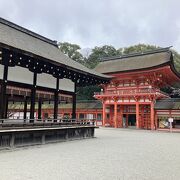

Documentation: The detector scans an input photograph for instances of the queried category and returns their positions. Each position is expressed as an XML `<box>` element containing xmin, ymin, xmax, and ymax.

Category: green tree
<box><xmin>58</xmin><ymin>42</ymin><xmax>84</xmax><ymax>64</ymax></box>
<box><xmin>76</xmin><ymin>85</ymin><xmax>101</xmax><ymax>100</ymax></box>
<box><xmin>81</xmin><ymin>45</ymin><xmax>120</xmax><ymax>100</ymax></box>
<box><xmin>172</xmin><ymin>49</ymin><xmax>180</xmax><ymax>72</ymax></box>
<box><xmin>118</xmin><ymin>44</ymin><xmax>159</xmax><ymax>55</ymax></box>
<box><xmin>85</xmin><ymin>45</ymin><xmax>119</xmax><ymax>69</ymax></box>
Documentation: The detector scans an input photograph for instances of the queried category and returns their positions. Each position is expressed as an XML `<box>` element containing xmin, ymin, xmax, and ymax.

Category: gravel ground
<box><xmin>0</xmin><ymin>128</ymin><xmax>180</xmax><ymax>180</ymax></box>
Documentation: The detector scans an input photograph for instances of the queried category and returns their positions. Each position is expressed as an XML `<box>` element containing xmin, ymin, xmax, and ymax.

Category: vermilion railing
<box><xmin>94</xmin><ymin>88</ymin><xmax>169</xmax><ymax>97</ymax></box>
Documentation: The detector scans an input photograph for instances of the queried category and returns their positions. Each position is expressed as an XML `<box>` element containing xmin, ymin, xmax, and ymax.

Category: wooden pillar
<box><xmin>126</xmin><ymin>114</ymin><xmax>128</xmax><ymax>127</ymax></box>
<box><xmin>77</xmin><ymin>113</ymin><xmax>80</xmax><ymax>120</ymax></box>
<box><xmin>109</xmin><ymin>105</ymin><xmax>113</xmax><ymax>123</ymax></box>
<box><xmin>141</xmin><ymin>105</ymin><xmax>144</xmax><ymax>128</ymax></box>
<box><xmin>0</xmin><ymin>49</ymin><xmax>9</xmax><ymax>119</ymax></box>
<box><xmin>102</xmin><ymin>102</ymin><xmax>106</xmax><ymax>126</ymax></box>
<box><xmin>38</xmin><ymin>98</ymin><xmax>42</xmax><ymax>120</ymax></box>
<box><xmin>72</xmin><ymin>82</ymin><xmax>77</xmax><ymax>119</ymax></box>
<box><xmin>54</xmin><ymin>78</ymin><xmax>59</xmax><ymax>121</ymax></box>
<box><xmin>95</xmin><ymin>112</ymin><xmax>98</xmax><ymax>126</ymax></box>
<box><xmin>30</xmin><ymin>72</ymin><xmax>37</xmax><ymax>121</ymax></box>
<box><xmin>155</xmin><ymin>111</ymin><xmax>158</xmax><ymax>129</ymax></box>
<box><xmin>23</xmin><ymin>97</ymin><xmax>28</xmax><ymax>120</ymax></box>
<box><xmin>114</xmin><ymin>101</ymin><xmax>117</xmax><ymax>128</ymax></box>
<box><xmin>136</xmin><ymin>102</ymin><xmax>140</xmax><ymax>128</ymax></box>
<box><xmin>120</xmin><ymin>105</ymin><xmax>123</xmax><ymax>128</ymax></box>
<box><xmin>150</xmin><ymin>102</ymin><xmax>155</xmax><ymax>130</ymax></box>
<box><xmin>4</xmin><ymin>95</ymin><xmax>8</xmax><ymax>119</ymax></box>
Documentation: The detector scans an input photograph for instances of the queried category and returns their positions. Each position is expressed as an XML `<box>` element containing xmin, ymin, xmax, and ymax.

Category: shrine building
<box><xmin>2</xmin><ymin>17</ymin><xmax>180</xmax><ymax>131</ymax></box>
<box><xmin>94</xmin><ymin>48</ymin><xmax>180</xmax><ymax>130</ymax></box>
<box><xmin>0</xmin><ymin>17</ymin><xmax>110</xmax><ymax>121</ymax></box>
<box><xmin>26</xmin><ymin>48</ymin><xmax>180</xmax><ymax>130</ymax></box>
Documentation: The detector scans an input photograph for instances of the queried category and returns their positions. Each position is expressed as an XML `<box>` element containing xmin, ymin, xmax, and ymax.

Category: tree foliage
<box><xmin>76</xmin><ymin>85</ymin><xmax>101</xmax><ymax>100</ymax></box>
<box><xmin>85</xmin><ymin>45</ymin><xmax>119</xmax><ymax>69</ymax></box>
<box><xmin>172</xmin><ymin>49</ymin><xmax>180</xmax><ymax>72</ymax></box>
<box><xmin>118</xmin><ymin>44</ymin><xmax>159</xmax><ymax>55</ymax></box>
<box><xmin>58</xmin><ymin>42</ymin><xmax>84</xmax><ymax>64</ymax></box>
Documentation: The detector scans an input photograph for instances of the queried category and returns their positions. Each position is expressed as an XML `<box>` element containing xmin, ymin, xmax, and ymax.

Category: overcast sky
<box><xmin>0</xmin><ymin>0</ymin><xmax>180</xmax><ymax>52</ymax></box>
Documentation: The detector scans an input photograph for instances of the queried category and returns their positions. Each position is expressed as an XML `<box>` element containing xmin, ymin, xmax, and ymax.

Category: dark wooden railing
<box><xmin>0</xmin><ymin>118</ymin><xmax>96</xmax><ymax>129</ymax></box>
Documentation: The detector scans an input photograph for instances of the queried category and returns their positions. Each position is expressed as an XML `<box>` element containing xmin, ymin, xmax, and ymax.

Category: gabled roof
<box><xmin>94</xmin><ymin>47</ymin><xmax>178</xmax><ymax>75</ymax></box>
<box><xmin>155</xmin><ymin>98</ymin><xmax>180</xmax><ymax>110</ymax></box>
<box><xmin>0</xmin><ymin>17</ymin><xmax>110</xmax><ymax>80</ymax></box>
<box><xmin>9</xmin><ymin>99</ymin><xmax>180</xmax><ymax>110</ymax></box>
<box><xmin>41</xmin><ymin>100</ymin><xmax>102</xmax><ymax>110</ymax></box>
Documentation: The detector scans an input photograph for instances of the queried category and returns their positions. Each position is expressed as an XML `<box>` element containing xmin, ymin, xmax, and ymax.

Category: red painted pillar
<box><xmin>154</xmin><ymin>111</ymin><xmax>158</xmax><ymax>129</ymax></box>
<box><xmin>126</xmin><ymin>114</ymin><xmax>128</xmax><ymax>127</ymax></box>
<box><xmin>169</xmin><ymin>110</ymin><xmax>172</xmax><ymax>117</ymax></box>
<box><xmin>136</xmin><ymin>102</ymin><xmax>140</xmax><ymax>128</ymax></box>
<box><xmin>150</xmin><ymin>102</ymin><xmax>155</xmax><ymax>130</ymax></box>
<box><xmin>95</xmin><ymin>112</ymin><xmax>98</xmax><ymax>126</ymax></box>
<box><xmin>77</xmin><ymin>113</ymin><xmax>80</xmax><ymax>120</ymax></box>
<box><xmin>114</xmin><ymin>101</ymin><xmax>117</xmax><ymax>128</ymax></box>
<box><xmin>120</xmin><ymin>105</ymin><xmax>123</xmax><ymax>127</ymax></box>
<box><xmin>102</xmin><ymin>102</ymin><xmax>106</xmax><ymax>127</ymax></box>
<box><xmin>109</xmin><ymin>105</ymin><xmax>113</xmax><ymax>124</ymax></box>
<box><xmin>141</xmin><ymin>105</ymin><xmax>144</xmax><ymax>128</ymax></box>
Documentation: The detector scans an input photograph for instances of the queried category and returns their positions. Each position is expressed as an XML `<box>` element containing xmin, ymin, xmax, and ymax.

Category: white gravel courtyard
<box><xmin>0</xmin><ymin>128</ymin><xmax>180</xmax><ymax>180</ymax></box>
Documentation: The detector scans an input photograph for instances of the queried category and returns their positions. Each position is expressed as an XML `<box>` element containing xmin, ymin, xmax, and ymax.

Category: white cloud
<box><xmin>0</xmin><ymin>0</ymin><xmax>180</xmax><ymax>52</ymax></box>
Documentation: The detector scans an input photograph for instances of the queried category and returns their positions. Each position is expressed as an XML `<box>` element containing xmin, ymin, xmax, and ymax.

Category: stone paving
<box><xmin>0</xmin><ymin>128</ymin><xmax>180</xmax><ymax>180</ymax></box>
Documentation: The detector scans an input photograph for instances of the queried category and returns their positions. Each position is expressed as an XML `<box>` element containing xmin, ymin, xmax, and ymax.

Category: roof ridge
<box><xmin>76</xmin><ymin>100</ymin><xmax>101</xmax><ymax>103</ymax></box>
<box><xmin>157</xmin><ymin>98</ymin><xmax>180</xmax><ymax>102</ymax></box>
<box><xmin>0</xmin><ymin>17</ymin><xmax>58</xmax><ymax>47</ymax></box>
<box><xmin>100</xmin><ymin>46</ymin><xmax>172</xmax><ymax>62</ymax></box>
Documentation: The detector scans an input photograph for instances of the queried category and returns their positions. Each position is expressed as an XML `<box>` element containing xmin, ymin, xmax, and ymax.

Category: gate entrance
<box><xmin>128</xmin><ymin>114</ymin><xmax>136</xmax><ymax>127</ymax></box>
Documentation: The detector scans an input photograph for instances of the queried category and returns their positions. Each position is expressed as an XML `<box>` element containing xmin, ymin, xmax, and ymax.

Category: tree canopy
<box><xmin>85</xmin><ymin>45</ymin><xmax>119</xmax><ymax>69</ymax></box>
<box><xmin>58</xmin><ymin>42</ymin><xmax>84</xmax><ymax>64</ymax></box>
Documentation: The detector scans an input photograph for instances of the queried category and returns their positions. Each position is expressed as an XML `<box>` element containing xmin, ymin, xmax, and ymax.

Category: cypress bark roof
<box><xmin>41</xmin><ymin>100</ymin><xmax>102</xmax><ymax>110</ymax></box>
<box><xmin>95</xmin><ymin>48</ymin><xmax>177</xmax><ymax>74</ymax></box>
<box><xmin>0</xmin><ymin>17</ymin><xmax>110</xmax><ymax>80</ymax></box>
<box><xmin>9</xmin><ymin>99</ymin><xmax>180</xmax><ymax>110</ymax></box>
<box><xmin>41</xmin><ymin>99</ymin><xmax>180</xmax><ymax>110</ymax></box>
<box><xmin>40</xmin><ymin>99</ymin><xmax>180</xmax><ymax>110</ymax></box>
<box><xmin>154</xmin><ymin>98</ymin><xmax>180</xmax><ymax>110</ymax></box>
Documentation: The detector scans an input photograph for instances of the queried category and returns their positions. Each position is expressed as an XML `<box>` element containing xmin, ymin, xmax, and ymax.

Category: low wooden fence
<box><xmin>0</xmin><ymin>119</ymin><xmax>97</xmax><ymax>150</ymax></box>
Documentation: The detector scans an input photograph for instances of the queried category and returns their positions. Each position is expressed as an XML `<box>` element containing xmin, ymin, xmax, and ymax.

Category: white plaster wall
<box><xmin>37</xmin><ymin>75</ymin><xmax>75</xmax><ymax>92</ymax></box>
<box><xmin>7</xmin><ymin>67</ymin><xmax>74</xmax><ymax>92</ymax></box>
<box><xmin>9</xmin><ymin>112</ymin><xmax>31</xmax><ymax>119</ymax></box>
<box><xmin>139</xmin><ymin>99</ymin><xmax>145</xmax><ymax>102</ymax></box>
<box><xmin>105</xmin><ymin>108</ymin><xmax>110</xmax><ymax>113</ymax></box>
<box><xmin>37</xmin><ymin>73</ymin><xmax>56</xmax><ymax>89</ymax></box>
<box><xmin>129</xmin><ymin>99</ymin><xmax>136</xmax><ymax>102</ymax></box>
<box><xmin>0</xmin><ymin>64</ymin><xmax>4</xmax><ymax>79</ymax></box>
<box><xmin>59</xmin><ymin>78</ymin><xmax>74</xmax><ymax>92</ymax></box>
<box><xmin>8</xmin><ymin>66</ymin><xmax>33</xmax><ymax>84</ymax></box>
<box><xmin>117</xmin><ymin>100</ymin><xmax>123</xmax><ymax>102</ymax></box>
<box><xmin>87</xmin><ymin>114</ymin><xmax>94</xmax><ymax>119</ymax></box>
